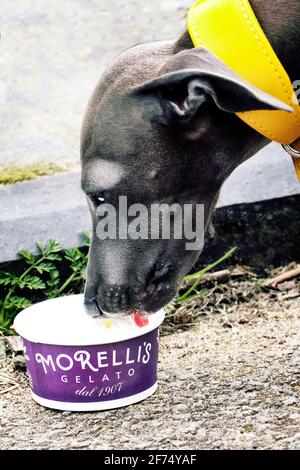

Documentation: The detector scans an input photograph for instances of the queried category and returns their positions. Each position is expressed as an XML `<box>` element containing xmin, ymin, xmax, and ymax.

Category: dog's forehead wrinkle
<box><xmin>83</xmin><ymin>159</ymin><xmax>126</xmax><ymax>192</ymax></box>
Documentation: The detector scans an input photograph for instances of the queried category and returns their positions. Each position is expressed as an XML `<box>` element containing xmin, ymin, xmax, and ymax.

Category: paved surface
<box><xmin>1</xmin><ymin>293</ymin><xmax>299</xmax><ymax>450</ymax></box>
<box><xmin>218</xmin><ymin>143</ymin><xmax>300</xmax><ymax>206</ymax></box>
<box><xmin>0</xmin><ymin>0</ymin><xmax>191</xmax><ymax>168</ymax></box>
<box><xmin>0</xmin><ymin>173</ymin><xmax>91</xmax><ymax>261</ymax></box>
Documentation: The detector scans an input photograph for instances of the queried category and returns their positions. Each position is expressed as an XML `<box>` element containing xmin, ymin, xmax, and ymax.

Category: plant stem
<box><xmin>178</xmin><ymin>247</ymin><xmax>236</xmax><ymax>302</ymax></box>
<box><xmin>180</xmin><ymin>288</ymin><xmax>212</xmax><ymax>304</ymax></box>
<box><xmin>56</xmin><ymin>271</ymin><xmax>78</xmax><ymax>295</ymax></box>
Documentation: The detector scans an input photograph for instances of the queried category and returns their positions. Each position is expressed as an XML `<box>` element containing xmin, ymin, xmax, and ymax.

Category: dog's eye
<box><xmin>89</xmin><ymin>192</ymin><xmax>106</xmax><ymax>206</ymax></box>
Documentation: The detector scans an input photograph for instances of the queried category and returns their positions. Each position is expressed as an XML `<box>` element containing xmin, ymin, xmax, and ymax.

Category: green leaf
<box><xmin>0</xmin><ymin>272</ymin><xmax>22</xmax><ymax>287</ymax></box>
<box><xmin>50</xmin><ymin>269</ymin><xmax>60</xmax><ymax>279</ymax></box>
<box><xmin>64</xmin><ymin>248</ymin><xmax>87</xmax><ymax>273</ymax></box>
<box><xmin>46</xmin><ymin>239</ymin><xmax>63</xmax><ymax>254</ymax></box>
<box><xmin>18</xmin><ymin>249</ymin><xmax>36</xmax><ymax>265</ymax></box>
<box><xmin>44</xmin><ymin>253</ymin><xmax>62</xmax><ymax>261</ymax></box>
<box><xmin>36</xmin><ymin>241</ymin><xmax>47</xmax><ymax>256</ymax></box>
<box><xmin>37</xmin><ymin>239</ymin><xmax>62</xmax><ymax>257</ymax></box>
<box><xmin>47</xmin><ymin>269</ymin><xmax>60</xmax><ymax>289</ymax></box>
<box><xmin>0</xmin><ymin>271</ymin><xmax>15</xmax><ymax>286</ymax></box>
<box><xmin>80</xmin><ymin>232</ymin><xmax>91</xmax><ymax>247</ymax></box>
<box><xmin>4</xmin><ymin>296</ymin><xmax>32</xmax><ymax>311</ymax></box>
<box><xmin>34</xmin><ymin>262</ymin><xmax>56</xmax><ymax>274</ymax></box>
<box><xmin>19</xmin><ymin>275</ymin><xmax>45</xmax><ymax>290</ymax></box>
<box><xmin>64</xmin><ymin>248</ymin><xmax>81</xmax><ymax>262</ymax></box>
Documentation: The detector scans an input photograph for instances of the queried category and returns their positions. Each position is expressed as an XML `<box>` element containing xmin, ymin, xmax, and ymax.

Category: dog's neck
<box><xmin>174</xmin><ymin>0</ymin><xmax>300</xmax><ymax>81</ymax></box>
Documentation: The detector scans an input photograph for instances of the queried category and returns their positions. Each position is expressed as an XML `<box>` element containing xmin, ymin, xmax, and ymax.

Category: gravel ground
<box><xmin>0</xmin><ymin>270</ymin><xmax>299</xmax><ymax>450</ymax></box>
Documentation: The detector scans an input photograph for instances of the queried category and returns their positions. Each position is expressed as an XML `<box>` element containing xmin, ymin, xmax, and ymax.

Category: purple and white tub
<box><xmin>14</xmin><ymin>295</ymin><xmax>165</xmax><ymax>411</ymax></box>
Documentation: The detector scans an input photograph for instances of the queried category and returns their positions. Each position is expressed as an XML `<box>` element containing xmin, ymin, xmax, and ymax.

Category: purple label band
<box><xmin>23</xmin><ymin>329</ymin><xmax>159</xmax><ymax>403</ymax></box>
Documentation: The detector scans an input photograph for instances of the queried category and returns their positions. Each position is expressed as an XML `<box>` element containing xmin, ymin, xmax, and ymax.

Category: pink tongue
<box><xmin>131</xmin><ymin>310</ymin><xmax>149</xmax><ymax>327</ymax></box>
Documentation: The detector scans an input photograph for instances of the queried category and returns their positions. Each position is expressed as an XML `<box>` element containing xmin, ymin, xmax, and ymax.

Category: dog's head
<box><xmin>81</xmin><ymin>45</ymin><xmax>290</xmax><ymax>315</ymax></box>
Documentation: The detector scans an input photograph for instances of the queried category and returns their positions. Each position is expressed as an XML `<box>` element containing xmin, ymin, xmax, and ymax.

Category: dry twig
<box><xmin>263</xmin><ymin>266</ymin><xmax>300</xmax><ymax>288</ymax></box>
<box><xmin>0</xmin><ymin>373</ymin><xmax>19</xmax><ymax>395</ymax></box>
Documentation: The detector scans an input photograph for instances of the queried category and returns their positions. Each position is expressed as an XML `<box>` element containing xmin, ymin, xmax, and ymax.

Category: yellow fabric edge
<box><xmin>292</xmin><ymin>158</ymin><xmax>300</xmax><ymax>182</ymax></box>
<box><xmin>186</xmin><ymin>0</ymin><xmax>300</xmax><ymax>145</ymax></box>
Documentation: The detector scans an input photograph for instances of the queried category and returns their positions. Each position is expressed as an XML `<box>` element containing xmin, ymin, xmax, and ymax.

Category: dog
<box><xmin>81</xmin><ymin>0</ymin><xmax>300</xmax><ymax>315</ymax></box>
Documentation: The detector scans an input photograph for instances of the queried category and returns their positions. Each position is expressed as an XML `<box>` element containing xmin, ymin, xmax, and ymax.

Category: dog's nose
<box><xmin>96</xmin><ymin>262</ymin><xmax>174</xmax><ymax>314</ymax></box>
<box><xmin>100</xmin><ymin>285</ymin><xmax>130</xmax><ymax>313</ymax></box>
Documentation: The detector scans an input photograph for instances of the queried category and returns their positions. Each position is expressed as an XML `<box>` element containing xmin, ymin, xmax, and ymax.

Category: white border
<box><xmin>31</xmin><ymin>383</ymin><xmax>157</xmax><ymax>411</ymax></box>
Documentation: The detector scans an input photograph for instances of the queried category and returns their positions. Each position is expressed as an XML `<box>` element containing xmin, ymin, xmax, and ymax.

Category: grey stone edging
<box><xmin>0</xmin><ymin>143</ymin><xmax>299</xmax><ymax>265</ymax></box>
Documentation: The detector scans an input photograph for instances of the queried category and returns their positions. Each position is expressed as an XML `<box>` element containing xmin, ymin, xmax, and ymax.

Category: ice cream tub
<box><xmin>13</xmin><ymin>294</ymin><xmax>165</xmax><ymax>411</ymax></box>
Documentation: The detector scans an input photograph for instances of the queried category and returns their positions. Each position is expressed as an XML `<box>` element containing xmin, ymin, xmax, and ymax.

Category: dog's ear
<box><xmin>132</xmin><ymin>47</ymin><xmax>292</xmax><ymax>126</ymax></box>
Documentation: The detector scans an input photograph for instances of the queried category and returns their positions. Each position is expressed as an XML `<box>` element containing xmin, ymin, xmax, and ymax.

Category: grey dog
<box><xmin>81</xmin><ymin>0</ymin><xmax>300</xmax><ymax>315</ymax></box>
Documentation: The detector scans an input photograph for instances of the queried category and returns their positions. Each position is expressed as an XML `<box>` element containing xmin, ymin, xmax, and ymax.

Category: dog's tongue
<box><xmin>131</xmin><ymin>309</ymin><xmax>149</xmax><ymax>327</ymax></box>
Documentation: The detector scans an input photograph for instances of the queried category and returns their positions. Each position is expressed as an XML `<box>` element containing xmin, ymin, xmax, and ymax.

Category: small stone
<box><xmin>13</xmin><ymin>354</ymin><xmax>26</xmax><ymax>371</ymax></box>
<box><xmin>283</xmin><ymin>397</ymin><xmax>298</xmax><ymax>406</ymax></box>
<box><xmin>223</xmin><ymin>322</ymin><xmax>233</xmax><ymax>328</ymax></box>
<box><xmin>239</xmin><ymin>318</ymin><xmax>249</xmax><ymax>324</ymax></box>
<box><xmin>72</xmin><ymin>443</ymin><xmax>89</xmax><ymax>449</ymax></box>
<box><xmin>176</xmin><ymin>373</ymin><xmax>190</xmax><ymax>381</ymax></box>
<box><xmin>5</xmin><ymin>336</ymin><xmax>24</xmax><ymax>353</ymax></box>
<box><xmin>52</xmin><ymin>422</ymin><xmax>67</xmax><ymax>430</ymax></box>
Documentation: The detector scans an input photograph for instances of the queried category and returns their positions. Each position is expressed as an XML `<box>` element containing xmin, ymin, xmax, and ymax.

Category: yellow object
<box><xmin>187</xmin><ymin>0</ymin><xmax>300</xmax><ymax>181</ymax></box>
<box><xmin>294</xmin><ymin>158</ymin><xmax>300</xmax><ymax>177</ymax></box>
<box><xmin>105</xmin><ymin>319</ymin><xmax>112</xmax><ymax>328</ymax></box>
